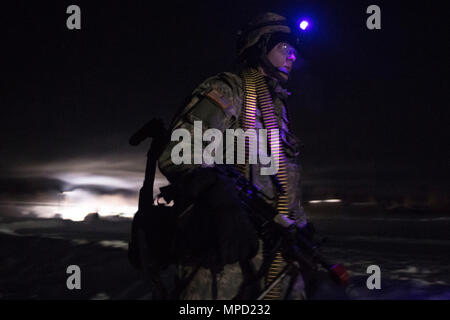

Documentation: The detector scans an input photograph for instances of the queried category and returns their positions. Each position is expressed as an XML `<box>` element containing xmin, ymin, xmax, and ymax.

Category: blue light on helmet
<box><xmin>299</xmin><ymin>20</ymin><xmax>309</xmax><ymax>30</ymax></box>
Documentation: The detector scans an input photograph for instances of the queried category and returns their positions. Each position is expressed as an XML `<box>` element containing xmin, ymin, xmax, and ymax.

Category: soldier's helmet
<box><xmin>236</xmin><ymin>12</ymin><xmax>300</xmax><ymax>60</ymax></box>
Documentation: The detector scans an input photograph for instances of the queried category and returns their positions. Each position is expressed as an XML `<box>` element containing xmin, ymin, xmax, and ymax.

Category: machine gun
<box><xmin>128</xmin><ymin>118</ymin><xmax>349</xmax><ymax>299</ymax></box>
<box><xmin>213</xmin><ymin>165</ymin><xmax>349</xmax><ymax>299</ymax></box>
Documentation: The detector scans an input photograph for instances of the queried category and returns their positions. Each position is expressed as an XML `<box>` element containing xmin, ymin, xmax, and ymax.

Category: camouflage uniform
<box><xmin>158</xmin><ymin>71</ymin><xmax>307</xmax><ymax>299</ymax></box>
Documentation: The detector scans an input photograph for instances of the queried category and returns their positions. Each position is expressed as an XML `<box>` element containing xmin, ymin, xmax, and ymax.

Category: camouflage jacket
<box><xmin>157</xmin><ymin>71</ymin><xmax>306</xmax><ymax>299</ymax></box>
<box><xmin>158</xmin><ymin>71</ymin><xmax>305</xmax><ymax>222</ymax></box>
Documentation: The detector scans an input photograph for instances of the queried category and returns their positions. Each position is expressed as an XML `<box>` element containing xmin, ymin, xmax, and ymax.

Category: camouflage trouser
<box><xmin>177</xmin><ymin>240</ymin><xmax>306</xmax><ymax>300</ymax></box>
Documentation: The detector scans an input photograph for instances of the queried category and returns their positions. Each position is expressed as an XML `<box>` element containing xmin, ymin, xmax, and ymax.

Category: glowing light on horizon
<box><xmin>57</xmin><ymin>174</ymin><xmax>140</xmax><ymax>190</ymax></box>
<box><xmin>309</xmin><ymin>199</ymin><xmax>342</xmax><ymax>204</ymax></box>
<box><xmin>325</xmin><ymin>199</ymin><xmax>342</xmax><ymax>203</ymax></box>
<box><xmin>12</xmin><ymin>159</ymin><xmax>150</xmax><ymax>221</ymax></box>
<box><xmin>23</xmin><ymin>189</ymin><xmax>138</xmax><ymax>221</ymax></box>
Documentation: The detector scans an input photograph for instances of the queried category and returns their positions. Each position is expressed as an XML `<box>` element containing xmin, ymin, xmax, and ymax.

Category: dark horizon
<box><xmin>1</xmin><ymin>0</ymin><xmax>448</xmax><ymax>219</ymax></box>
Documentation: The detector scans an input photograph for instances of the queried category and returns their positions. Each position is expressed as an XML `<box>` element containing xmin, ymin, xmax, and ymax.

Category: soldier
<box><xmin>157</xmin><ymin>12</ymin><xmax>308</xmax><ymax>300</ymax></box>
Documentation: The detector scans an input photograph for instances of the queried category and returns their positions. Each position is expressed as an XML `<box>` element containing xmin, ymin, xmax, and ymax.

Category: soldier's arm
<box><xmin>158</xmin><ymin>77</ymin><xmax>239</xmax><ymax>184</ymax></box>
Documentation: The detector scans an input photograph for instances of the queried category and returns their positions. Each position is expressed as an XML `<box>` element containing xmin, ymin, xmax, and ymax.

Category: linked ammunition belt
<box><xmin>238</xmin><ymin>68</ymin><xmax>293</xmax><ymax>299</ymax></box>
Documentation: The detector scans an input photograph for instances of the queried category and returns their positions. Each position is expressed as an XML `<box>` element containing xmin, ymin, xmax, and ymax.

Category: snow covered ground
<box><xmin>0</xmin><ymin>206</ymin><xmax>449</xmax><ymax>300</ymax></box>
<box><xmin>308</xmin><ymin>206</ymin><xmax>450</xmax><ymax>300</ymax></box>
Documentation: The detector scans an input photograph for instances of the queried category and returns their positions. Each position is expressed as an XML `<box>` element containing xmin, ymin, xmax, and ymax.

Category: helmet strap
<box><xmin>259</xmin><ymin>54</ymin><xmax>288</xmax><ymax>84</ymax></box>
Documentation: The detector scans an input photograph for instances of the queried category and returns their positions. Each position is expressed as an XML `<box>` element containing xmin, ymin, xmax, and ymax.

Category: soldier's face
<box><xmin>267</xmin><ymin>42</ymin><xmax>297</xmax><ymax>80</ymax></box>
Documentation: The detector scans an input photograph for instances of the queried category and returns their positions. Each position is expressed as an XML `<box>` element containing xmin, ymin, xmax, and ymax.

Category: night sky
<box><xmin>1</xmin><ymin>0</ymin><xmax>448</xmax><ymax>219</ymax></box>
